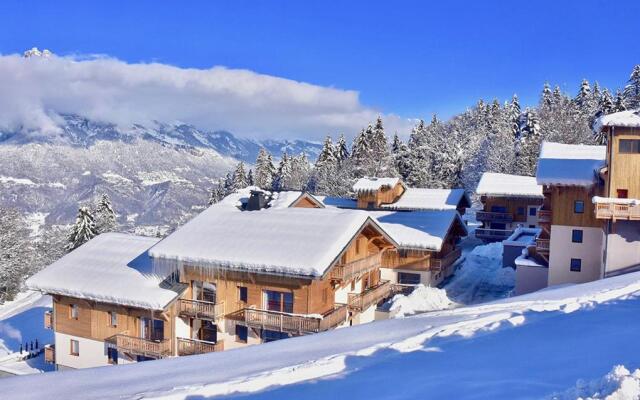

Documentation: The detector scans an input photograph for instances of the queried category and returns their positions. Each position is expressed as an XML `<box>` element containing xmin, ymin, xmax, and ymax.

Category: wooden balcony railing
<box><xmin>476</xmin><ymin>211</ymin><xmax>514</xmax><ymax>223</ymax></box>
<box><xmin>348</xmin><ymin>280</ymin><xmax>392</xmax><ymax>312</ymax></box>
<box><xmin>594</xmin><ymin>201</ymin><xmax>640</xmax><ymax>221</ymax></box>
<box><xmin>330</xmin><ymin>253</ymin><xmax>382</xmax><ymax>282</ymax></box>
<box><xmin>475</xmin><ymin>228</ymin><xmax>514</xmax><ymax>241</ymax></box>
<box><xmin>178</xmin><ymin>299</ymin><xmax>225</xmax><ymax>321</ymax></box>
<box><xmin>44</xmin><ymin>344</ymin><xmax>55</xmax><ymax>364</ymax></box>
<box><xmin>44</xmin><ymin>310</ymin><xmax>53</xmax><ymax>330</ymax></box>
<box><xmin>106</xmin><ymin>334</ymin><xmax>172</xmax><ymax>359</ymax></box>
<box><xmin>177</xmin><ymin>337</ymin><xmax>224</xmax><ymax>356</ymax></box>
<box><xmin>241</xmin><ymin>305</ymin><xmax>347</xmax><ymax>334</ymax></box>
<box><xmin>430</xmin><ymin>248</ymin><xmax>462</xmax><ymax>271</ymax></box>
<box><xmin>537</xmin><ymin>209</ymin><xmax>553</xmax><ymax>224</ymax></box>
<box><xmin>536</xmin><ymin>238</ymin><xmax>550</xmax><ymax>254</ymax></box>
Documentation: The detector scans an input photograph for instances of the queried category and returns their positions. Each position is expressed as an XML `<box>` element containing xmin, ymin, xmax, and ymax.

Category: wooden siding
<box><xmin>605</xmin><ymin>127</ymin><xmax>640</xmax><ymax>199</ymax></box>
<box><xmin>547</xmin><ymin>186</ymin><xmax>603</xmax><ymax>228</ymax></box>
<box><xmin>481</xmin><ymin>196</ymin><xmax>542</xmax><ymax>224</ymax></box>
<box><xmin>356</xmin><ymin>182</ymin><xmax>405</xmax><ymax>208</ymax></box>
<box><xmin>291</xmin><ymin>195</ymin><xmax>323</xmax><ymax>208</ymax></box>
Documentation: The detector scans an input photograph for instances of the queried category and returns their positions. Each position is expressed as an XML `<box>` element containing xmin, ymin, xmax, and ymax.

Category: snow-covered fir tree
<box><xmin>207</xmin><ymin>180</ymin><xmax>226</xmax><ymax>206</ymax></box>
<box><xmin>247</xmin><ymin>169</ymin><xmax>254</xmax><ymax>186</ymax></box>
<box><xmin>391</xmin><ymin>133</ymin><xmax>412</xmax><ymax>181</ymax></box>
<box><xmin>316</xmin><ymin>136</ymin><xmax>337</xmax><ymax>168</ymax></box>
<box><xmin>272</xmin><ymin>153</ymin><xmax>293</xmax><ymax>191</ymax></box>
<box><xmin>232</xmin><ymin>161</ymin><xmax>248</xmax><ymax>190</ymax></box>
<box><xmin>67</xmin><ymin>207</ymin><xmax>97</xmax><ymax>251</ymax></box>
<box><xmin>222</xmin><ymin>172</ymin><xmax>235</xmax><ymax>196</ymax></box>
<box><xmin>254</xmin><ymin>148</ymin><xmax>276</xmax><ymax>190</ymax></box>
<box><xmin>508</xmin><ymin>95</ymin><xmax>521</xmax><ymax>138</ymax></box>
<box><xmin>350</xmin><ymin>128</ymin><xmax>370</xmax><ymax>178</ymax></box>
<box><xmin>367</xmin><ymin>117</ymin><xmax>397</xmax><ymax>177</ymax></box>
<box><xmin>623</xmin><ymin>65</ymin><xmax>640</xmax><ymax>109</ymax></box>
<box><xmin>94</xmin><ymin>193</ymin><xmax>117</xmax><ymax>234</ymax></box>
<box><xmin>515</xmin><ymin>109</ymin><xmax>542</xmax><ymax>176</ymax></box>
<box><xmin>335</xmin><ymin>134</ymin><xmax>350</xmax><ymax>163</ymax></box>
<box><xmin>0</xmin><ymin>208</ymin><xmax>31</xmax><ymax>302</ymax></box>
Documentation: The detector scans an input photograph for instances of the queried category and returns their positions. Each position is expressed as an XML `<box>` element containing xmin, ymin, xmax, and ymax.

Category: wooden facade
<box><xmin>546</xmin><ymin>186</ymin><xmax>603</xmax><ymax>228</ymax></box>
<box><xmin>479</xmin><ymin>196</ymin><xmax>543</xmax><ymax>224</ymax></box>
<box><xmin>604</xmin><ymin>127</ymin><xmax>640</xmax><ymax>199</ymax></box>
<box><xmin>355</xmin><ymin>182</ymin><xmax>405</xmax><ymax>209</ymax></box>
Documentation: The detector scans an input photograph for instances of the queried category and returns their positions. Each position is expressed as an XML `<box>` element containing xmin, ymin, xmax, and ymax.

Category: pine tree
<box><xmin>0</xmin><ymin>208</ymin><xmax>32</xmax><ymax>302</ymax></box>
<box><xmin>232</xmin><ymin>162</ymin><xmax>248</xmax><ymax>190</ymax></box>
<box><xmin>614</xmin><ymin>89</ymin><xmax>627</xmax><ymax>112</ymax></box>
<box><xmin>247</xmin><ymin>169</ymin><xmax>254</xmax><ymax>186</ymax></box>
<box><xmin>94</xmin><ymin>193</ymin><xmax>117</xmax><ymax>234</ymax></box>
<box><xmin>508</xmin><ymin>95</ymin><xmax>521</xmax><ymax>138</ymax></box>
<box><xmin>254</xmin><ymin>148</ymin><xmax>276</xmax><ymax>190</ymax></box>
<box><xmin>207</xmin><ymin>180</ymin><xmax>226</xmax><ymax>205</ymax></box>
<box><xmin>222</xmin><ymin>172</ymin><xmax>235</xmax><ymax>196</ymax></box>
<box><xmin>316</xmin><ymin>136</ymin><xmax>336</xmax><ymax>168</ymax></box>
<box><xmin>575</xmin><ymin>79</ymin><xmax>593</xmax><ymax>112</ymax></box>
<box><xmin>350</xmin><ymin>128</ymin><xmax>370</xmax><ymax>178</ymax></box>
<box><xmin>367</xmin><ymin>117</ymin><xmax>396</xmax><ymax>177</ymax></box>
<box><xmin>67</xmin><ymin>207</ymin><xmax>97</xmax><ymax>251</ymax></box>
<box><xmin>623</xmin><ymin>65</ymin><xmax>640</xmax><ymax>110</ymax></box>
<box><xmin>541</xmin><ymin>83</ymin><xmax>553</xmax><ymax>108</ymax></box>
<box><xmin>515</xmin><ymin>109</ymin><xmax>542</xmax><ymax>176</ymax></box>
<box><xmin>334</xmin><ymin>134</ymin><xmax>350</xmax><ymax>163</ymax></box>
<box><xmin>391</xmin><ymin>133</ymin><xmax>412</xmax><ymax>181</ymax></box>
<box><xmin>272</xmin><ymin>153</ymin><xmax>293</xmax><ymax>191</ymax></box>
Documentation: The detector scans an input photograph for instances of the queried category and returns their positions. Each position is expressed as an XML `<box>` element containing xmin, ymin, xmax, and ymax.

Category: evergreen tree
<box><xmin>272</xmin><ymin>153</ymin><xmax>293</xmax><ymax>191</ymax></box>
<box><xmin>623</xmin><ymin>65</ymin><xmax>640</xmax><ymax>110</ymax></box>
<box><xmin>254</xmin><ymin>148</ymin><xmax>276</xmax><ymax>190</ymax></box>
<box><xmin>67</xmin><ymin>207</ymin><xmax>97</xmax><ymax>251</ymax></box>
<box><xmin>335</xmin><ymin>134</ymin><xmax>350</xmax><ymax>163</ymax></box>
<box><xmin>222</xmin><ymin>172</ymin><xmax>235</xmax><ymax>196</ymax></box>
<box><xmin>0</xmin><ymin>208</ymin><xmax>31</xmax><ymax>302</ymax></box>
<box><xmin>541</xmin><ymin>83</ymin><xmax>553</xmax><ymax>108</ymax></box>
<box><xmin>515</xmin><ymin>109</ymin><xmax>542</xmax><ymax>176</ymax></box>
<box><xmin>232</xmin><ymin>161</ymin><xmax>248</xmax><ymax>190</ymax></box>
<box><xmin>508</xmin><ymin>95</ymin><xmax>521</xmax><ymax>138</ymax></box>
<box><xmin>575</xmin><ymin>79</ymin><xmax>593</xmax><ymax>111</ymax></box>
<box><xmin>247</xmin><ymin>169</ymin><xmax>254</xmax><ymax>186</ymax></box>
<box><xmin>207</xmin><ymin>181</ymin><xmax>226</xmax><ymax>206</ymax></box>
<box><xmin>316</xmin><ymin>136</ymin><xmax>336</xmax><ymax>168</ymax></box>
<box><xmin>391</xmin><ymin>133</ymin><xmax>412</xmax><ymax>181</ymax></box>
<box><xmin>94</xmin><ymin>193</ymin><xmax>117</xmax><ymax>234</ymax></box>
<box><xmin>350</xmin><ymin>128</ymin><xmax>370</xmax><ymax>178</ymax></box>
<box><xmin>614</xmin><ymin>89</ymin><xmax>627</xmax><ymax>112</ymax></box>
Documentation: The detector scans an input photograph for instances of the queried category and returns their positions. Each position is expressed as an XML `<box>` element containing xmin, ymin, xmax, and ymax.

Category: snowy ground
<box><xmin>2</xmin><ymin>272</ymin><xmax>640</xmax><ymax>399</ymax></box>
<box><xmin>0</xmin><ymin>292</ymin><xmax>53</xmax><ymax>377</ymax></box>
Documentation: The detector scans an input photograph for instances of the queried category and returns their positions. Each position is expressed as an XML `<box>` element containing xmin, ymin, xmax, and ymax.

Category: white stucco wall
<box><xmin>380</xmin><ymin>267</ymin><xmax>433</xmax><ymax>286</ymax></box>
<box><xmin>54</xmin><ymin>332</ymin><xmax>110</xmax><ymax>369</ymax></box>
<box><xmin>547</xmin><ymin>225</ymin><xmax>604</xmax><ymax>286</ymax></box>
<box><xmin>605</xmin><ymin>220</ymin><xmax>640</xmax><ymax>276</ymax></box>
<box><xmin>351</xmin><ymin>303</ymin><xmax>377</xmax><ymax>325</ymax></box>
<box><xmin>515</xmin><ymin>264</ymin><xmax>549</xmax><ymax>295</ymax></box>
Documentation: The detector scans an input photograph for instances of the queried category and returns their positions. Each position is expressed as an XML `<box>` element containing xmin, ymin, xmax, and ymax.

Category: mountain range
<box><xmin>0</xmin><ymin>114</ymin><xmax>322</xmax><ymax>232</ymax></box>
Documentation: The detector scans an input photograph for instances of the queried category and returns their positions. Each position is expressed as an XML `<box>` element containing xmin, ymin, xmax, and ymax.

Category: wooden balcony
<box><xmin>475</xmin><ymin>228</ymin><xmax>513</xmax><ymax>241</ymax></box>
<box><xmin>536</xmin><ymin>238</ymin><xmax>550</xmax><ymax>254</ymax></box>
<box><xmin>430</xmin><ymin>248</ymin><xmax>462</xmax><ymax>271</ymax></box>
<box><xmin>348</xmin><ymin>280</ymin><xmax>392</xmax><ymax>312</ymax></box>
<box><xmin>476</xmin><ymin>211</ymin><xmax>513</xmax><ymax>223</ymax></box>
<box><xmin>106</xmin><ymin>334</ymin><xmax>172</xmax><ymax>359</ymax></box>
<box><xmin>241</xmin><ymin>304</ymin><xmax>348</xmax><ymax>334</ymax></box>
<box><xmin>177</xmin><ymin>337</ymin><xmax>224</xmax><ymax>356</ymax></box>
<box><xmin>44</xmin><ymin>310</ymin><xmax>53</xmax><ymax>330</ymax></box>
<box><xmin>594</xmin><ymin>201</ymin><xmax>640</xmax><ymax>221</ymax></box>
<box><xmin>330</xmin><ymin>253</ymin><xmax>382</xmax><ymax>282</ymax></box>
<box><xmin>537</xmin><ymin>209</ymin><xmax>552</xmax><ymax>224</ymax></box>
<box><xmin>44</xmin><ymin>344</ymin><xmax>55</xmax><ymax>364</ymax></box>
<box><xmin>178</xmin><ymin>299</ymin><xmax>225</xmax><ymax>321</ymax></box>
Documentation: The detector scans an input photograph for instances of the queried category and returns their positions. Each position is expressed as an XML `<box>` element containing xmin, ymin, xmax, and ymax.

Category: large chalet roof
<box><xmin>368</xmin><ymin>210</ymin><xmax>467</xmax><ymax>251</ymax></box>
<box><xmin>26</xmin><ymin>233</ymin><xmax>184</xmax><ymax>310</ymax></box>
<box><xmin>476</xmin><ymin>172</ymin><xmax>543</xmax><ymax>198</ymax></box>
<box><xmin>148</xmin><ymin>206</ymin><xmax>395</xmax><ymax>278</ymax></box>
<box><xmin>536</xmin><ymin>142</ymin><xmax>606</xmax><ymax>187</ymax></box>
<box><xmin>352</xmin><ymin>177</ymin><xmax>403</xmax><ymax>193</ymax></box>
<box><xmin>594</xmin><ymin>109</ymin><xmax>640</xmax><ymax>131</ymax></box>
<box><xmin>380</xmin><ymin>188</ymin><xmax>470</xmax><ymax>211</ymax></box>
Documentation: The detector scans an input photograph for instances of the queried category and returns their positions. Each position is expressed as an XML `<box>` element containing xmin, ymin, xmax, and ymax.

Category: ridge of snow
<box><xmin>380</xmin><ymin>188</ymin><xmax>468</xmax><ymax>211</ymax></box>
<box><xmin>536</xmin><ymin>141</ymin><xmax>606</xmax><ymax>187</ymax></box>
<box><xmin>594</xmin><ymin>109</ymin><xmax>640</xmax><ymax>131</ymax></box>
<box><xmin>476</xmin><ymin>172</ymin><xmax>543</xmax><ymax>198</ymax></box>
<box><xmin>388</xmin><ymin>285</ymin><xmax>457</xmax><ymax>318</ymax></box>
<box><xmin>352</xmin><ymin>177</ymin><xmax>401</xmax><ymax>193</ymax></box>
<box><xmin>593</xmin><ymin>196</ymin><xmax>640</xmax><ymax>206</ymax></box>
<box><xmin>551</xmin><ymin>365</ymin><xmax>640</xmax><ymax>400</ymax></box>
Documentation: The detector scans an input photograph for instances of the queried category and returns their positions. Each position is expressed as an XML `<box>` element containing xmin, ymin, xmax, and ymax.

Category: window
<box><xmin>235</xmin><ymin>325</ymin><xmax>248</xmax><ymax>343</ymax></box>
<box><xmin>617</xmin><ymin>189</ymin><xmax>629</xmax><ymax>199</ymax></box>
<box><xmin>264</xmin><ymin>290</ymin><xmax>293</xmax><ymax>313</ymax></box>
<box><xmin>70</xmin><ymin>339</ymin><xmax>79</xmax><ymax>356</ymax></box>
<box><xmin>517</xmin><ymin>207</ymin><xmax>525</xmax><ymax>216</ymax></box>
<box><xmin>570</xmin><ymin>258</ymin><xmax>582</xmax><ymax>272</ymax></box>
<box><xmin>199</xmin><ymin>320</ymin><xmax>217</xmax><ymax>343</ymax></box>
<box><xmin>107</xmin><ymin>347</ymin><xmax>118</xmax><ymax>364</ymax></box>
<box><xmin>398</xmin><ymin>272</ymin><xmax>421</xmax><ymax>285</ymax></box>
<box><xmin>574</xmin><ymin>200</ymin><xmax>584</xmax><ymax>214</ymax></box>
<box><xmin>572</xmin><ymin>229</ymin><xmax>583</xmax><ymax>243</ymax></box>
<box><xmin>140</xmin><ymin>317</ymin><xmax>164</xmax><ymax>341</ymax></box>
<box><xmin>238</xmin><ymin>286</ymin><xmax>248</xmax><ymax>303</ymax></box>
<box><xmin>619</xmin><ymin>139</ymin><xmax>640</xmax><ymax>154</ymax></box>
<box><xmin>108</xmin><ymin>311</ymin><xmax>117</xmax><ymax>327</ymax></box>
<box><xmin>69</xmin><ymin>304</ymin><xmax>79</xmax><ymax>319</ymax></box>
<box><xmin>529</xmin><ymin>207</ymin><xmax>537</xmax><ymax>217</ymax></box>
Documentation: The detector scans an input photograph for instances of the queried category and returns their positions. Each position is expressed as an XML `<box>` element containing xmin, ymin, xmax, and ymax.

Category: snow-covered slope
<box><xmin>3</xmin><ymin>272</ymin><xmax>640</xmax><ymax>399</ymax></box>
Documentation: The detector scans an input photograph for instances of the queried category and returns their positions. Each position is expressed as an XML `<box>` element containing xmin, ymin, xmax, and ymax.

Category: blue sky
<box><xmin>1</xmin><ymin>1</ymin><xmax>639</xmax><ymax>136</ymax></box>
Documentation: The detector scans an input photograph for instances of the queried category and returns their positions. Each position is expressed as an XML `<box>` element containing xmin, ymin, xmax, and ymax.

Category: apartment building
<box><xmin>474</xmin><ymin>172</ymin><xmax>544</xmax><ymax>242</ymax></box>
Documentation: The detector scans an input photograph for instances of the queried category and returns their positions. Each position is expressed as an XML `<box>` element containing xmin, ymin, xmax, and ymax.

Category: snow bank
<box><xmin>389</xmin><ymin>285</ymin><xmax>457</xmax><ymax>318</ymax></box>
<box><xmin>593</xmin><ymin>196</ymin><xmax>640</xmax><ymax>206</ymax></box>
<box><xmin>352</xmin><ymin>177</ymin><xmax>401</xmax><ymax>193</ymax></box>
<box><xmin>551</xmin><ymin>365</ymin><xmax>640</xmax><ymax>400</ymax></box>
<box><xmin>475</xmin><ymin>172</ymin><xmax>543</xmax><ymax>198</ymax></box>
<box><xmin>380</xmin><ymin>188</ymin><xmax>469</xmax><ymax>211</ymax></box>
<box><xmin>536</xmin><ymin>142</ymin><xmax>606</xmax><ymax>187</ymax></box>
<box><xmin>594</xmin><ymin>109</ymin><xmax>640</xmax><ymax>131</ymax></box>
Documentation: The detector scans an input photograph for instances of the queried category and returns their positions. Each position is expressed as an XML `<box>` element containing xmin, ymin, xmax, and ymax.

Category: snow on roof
<box><xmin>352</xmin><ymin>177</ymin><xmax>402</xmax><ymax>193</ymax></box>
<box><xmin>315</xmin><ymin>195</ymin><xmax>358</xmax><ymax>209</ymax></box>
<box><xmin>149</xmin><ymin>207</ymin><xmax>391</xmax><ymax>278</ymax></box>
<box><xmin>268</xmin><ymin>191</ymin><xmax>304</xmax><ymax>209</ymax></box>
<box><xmin>218</xmin><ymin>186</ymin><xmax>268</xmax><ymax>210</ymax></box>
<box><xmin>594</xmin><ymin>109</ymin><xmax>640</xmax><ymax>131</ymax></box>
<box><xmin>476</xmin><ymin>173</ymin><xmax>543</xmax><ymax>198</ymax></box>
<box><xmin>369</xmin><ymin>210</ymin><xmax>466</xmax><ymax>251</ymax></box>
<box><xmin>26</xmin><ymin>233</ymin><xmax>183</xmax><ymax>310</ymax></box>
<box><xmin>380</xmin><ymin>188</ymin><xmax>470</xmax><ymax>211</ymax></box>
<box><xmin>536</xmin><ymin>142</ymin><xmax>606</xmax><ymax>187</ymax></box>
<box><xmin>592</xmin><ymin>196</ymin><xmax>640</xmax><ymax>205</ymax></box>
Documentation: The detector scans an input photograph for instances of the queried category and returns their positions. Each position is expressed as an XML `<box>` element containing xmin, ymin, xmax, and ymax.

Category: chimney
<box><xmin>247</xmin><ymin>190</ymin><xmax>268</xmax><ymax>211</ymax></box>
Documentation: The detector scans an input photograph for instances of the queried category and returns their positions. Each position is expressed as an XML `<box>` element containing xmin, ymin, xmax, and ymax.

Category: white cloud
<box><xmin>0</xmin><ymin>52</ymin><xmax>412</xmax><ymax>140</ymax></box>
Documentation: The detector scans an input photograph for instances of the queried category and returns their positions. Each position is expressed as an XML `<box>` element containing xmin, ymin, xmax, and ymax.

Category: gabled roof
<box><xmin>380</xmin><ymin>188</ymin><xmax>471</xmax><ymax>211</ymax></box>
<box><xmin>26</xmin><ymin>233</ymin><xmax>184</xmax><ymax>310</ymax></box>
<box><xmin>536</xmin><ymin>142</ymin><xmax>606</xmax><ymax>187</ymax></box>
<box><xmin>368</xmin><ymin>210</ymin><xmax>467</xmax><ymax>251</ymax></box>
<box><xmin>270</xmin><ymin>191</ymin><xmax>325</xmax><ymax>209</ymax></box>
<box><xmin>148</xmin><ymin>207</ymin><xmax>396</xmax><ymax>278</ymax></box>
<box><xmin>476</xmin><ymin>172</ymin><xmax>543</xmax><ymax>198</ymax></box>
<box><xmin>594</xmin><ymin>109</ymin><xmax>640</xmax><ymax>131</ymax></box>
<box><xmin>352</xmin><ymin>177</ymin><xmax>404</xmax><ymax>193</ymax></box>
